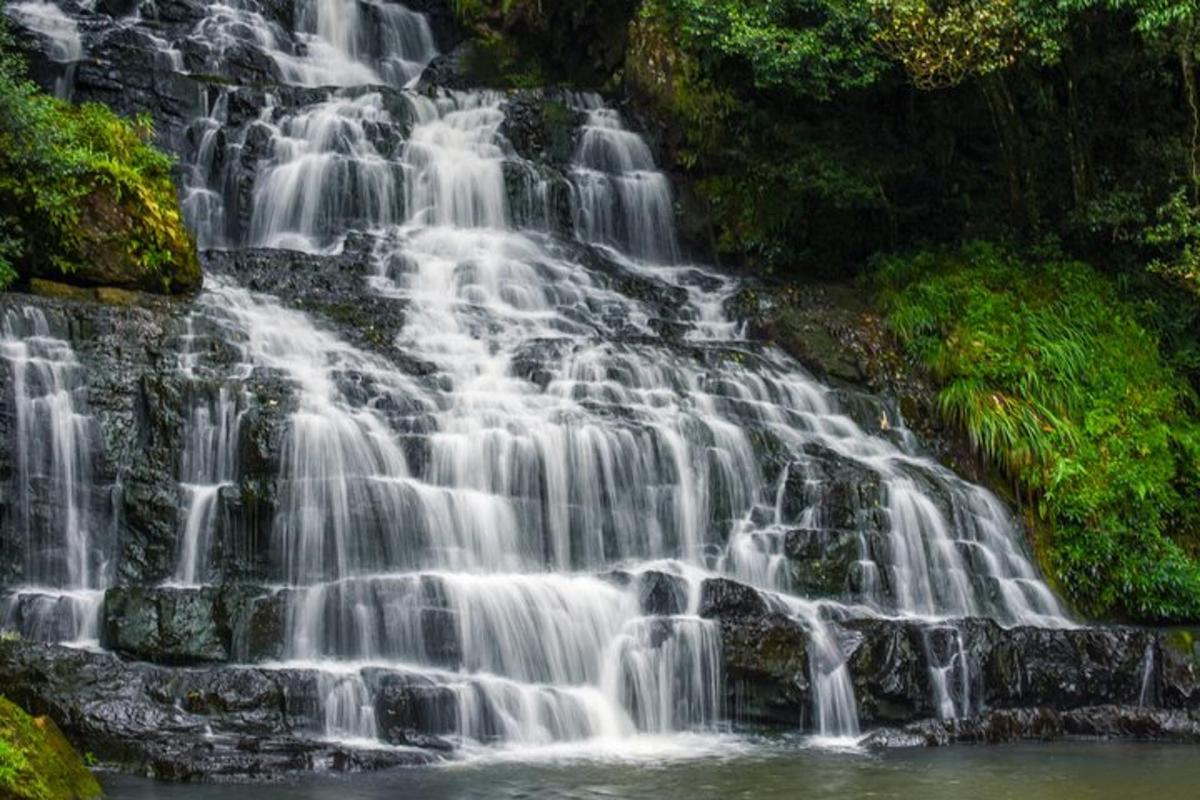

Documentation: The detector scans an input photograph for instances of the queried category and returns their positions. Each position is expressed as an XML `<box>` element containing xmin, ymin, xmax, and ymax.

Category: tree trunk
<box><xmin>981</xmin><ymin>72</ymin><xmax>1037</xmax><ymax>232</ymax></box>
<box><xmin>1180</xmin><ymin>38</ymin><xmax>1200</xmax><ymax>203</ymax></box>
<box><xmin>1063</xmin><ymin>69</ymin><xmax>1094</xmax><ymax>209</ymax></box>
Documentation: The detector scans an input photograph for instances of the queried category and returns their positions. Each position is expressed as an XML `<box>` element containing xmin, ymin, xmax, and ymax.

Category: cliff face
<box><xmin>1</xmin><ymin>0</ymin><xmax>1199</xmax><ymax>784</ymax></box>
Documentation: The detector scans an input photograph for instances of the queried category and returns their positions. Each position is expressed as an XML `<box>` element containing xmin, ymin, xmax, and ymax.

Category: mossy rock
<box><xmin>26</xmin><ymin>279</ymin><xmax>143</xmax><ymax>307</ymax></box>
<box><xmin>25</xmin><ymin>186</ymin><xmax>201</xmax><ymax>295</ymax></box>
<box><xmin>0</xmin><ymin>696</ymin><xmax>102</xmax><ymax>800</ymax></box>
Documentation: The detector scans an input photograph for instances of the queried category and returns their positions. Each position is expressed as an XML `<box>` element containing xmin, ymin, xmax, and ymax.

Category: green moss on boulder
<box><xmin>0</xmin><ymin>696</ymin><xmax>102</xmax><ymax>800</ymax></box>
<box><xmin>0</xmin><ymin>14</ymin><xmax>200</xmax><ymax>295</ymax></box>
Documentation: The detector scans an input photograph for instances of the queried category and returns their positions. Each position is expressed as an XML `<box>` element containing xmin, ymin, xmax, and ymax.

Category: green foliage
<box><xmin>1146</xmin><ymin>188</ymin><xmax>1200</xmax><ymax>298</ymax></box>
<box><xmin>871</xmin><ymin>0</ymin><xmax>1026</xmax><ymax>89</ymax></box>
<box><xmin>879</xmin><ymin>243</ymin><xmax>1200</xmax><ymax>621</ymax></box>
<box><xmin>0</xmin><ymin>223</ymin><xmax>17</xmax><ymax>290</ymax></box>
<box><xmin>655</xmin><ymin>0</ymin><xmax>889</xmax><ymax>100</ymax></box>
<box><xmin>0</xmin><ymin>737</ymin><xmax>27</xmax><ymax>788</ymax></box>
<box><xmin>457</xmin><ymin>26</ymin><xmax>548</xmax><ymax>89</ymax></box>
<box><xmin>630</xmin><ymin>1</ymin><xmax>901</xmax><ymax>274</ymax></box>
<box><xmin>453</xmin><ymin>0</ymin><xmax>522</xmax><ymax>24</ymax></box>
<box><xmin>0</xmin><ymin>4</ymin><xmax>197</xmax><ymax>292</ymax></box>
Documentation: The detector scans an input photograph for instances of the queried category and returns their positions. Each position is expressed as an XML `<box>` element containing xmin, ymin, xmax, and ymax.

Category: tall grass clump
<box><xmin>877</xmin><ymin>241</ymin><xmax>1200</xmax><ymax>621</ymax></box>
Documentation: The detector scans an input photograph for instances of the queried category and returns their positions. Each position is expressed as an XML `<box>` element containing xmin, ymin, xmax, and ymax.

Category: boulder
<box><xmin>719</xmin><ymin>613</ymin><xmax>811</xmax><ymax>726</ymax></box>
<box><xmin>102</xmin><ymin>585</ymin><xmax>279</xmax><ymax>665</ymax></box>
<box><xmin>699</xmin><ymin>578</ymin><xmax>768</xmax><ymax>619</ymax></box>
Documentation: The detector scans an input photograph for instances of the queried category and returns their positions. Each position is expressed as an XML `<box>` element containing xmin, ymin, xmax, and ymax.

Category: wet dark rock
<box><xmin>501</xmin><ymin>92</ymin><xmax>584</xmax><ymax>167</ymax></box>
<box><xmin>0</xmin><ymin>641</ymin><xmax>439</xmax><ymax>780</ymax></box>
<box><xmin>982</xmin><ymin>624</ymin><xmax>1155</xmax><ymax>709</ymax></box>
<box><xmin>103</xmin><ymin>585</ymin><xmax>276</xmax><ymax>665</ymax></box>
<box><xmin>1159</xmin><ymin>629</ymin><xmax>1200</xmax><ymax>708</ymax></box>
<box><xmin>415</xmin><ymin>44</ymin><xmax>475</xmax><ymax>92</ymax></box>
<box><xmin>0</xmin><ymin>292</ymin><xmax>189</xmax><ymax>590</ymax></box>
<box><xmin>368</xmin><ymin>670</ymin><xmax>459</xmax><ymax>750</ymax></box>
<box><xmin>862</xmin><ymin>706</ymin><xmax>1200</xmax><ymax>748</ymax></box>
<box><xmin>699</xmin><ymin>578</ymin><xmax>768</xmax><ymax>619</ymax></box>
<box><xmin>233</xmin><ymin>589</ymin><xmax>288</xmax><ymax>663</ymax></box>
<box><xmin>104</xmin><ymin>586</ymin><xmax>227</xmax><ymax>665</ymax></box>
<box><xmin>782</xmin><ymin>443</ymin><xmax>887</xmax><ymax>530</ymax></box>
<box><xmin>783</xmin><ymin>528</ymin><xmax>861</xmax><ymax>597</ymax></box>
<box><xmin>719</xmin><ymin>613</ymin><xmax>811</xmax><ymax>727</ymax></box>
<box><xmin>842</xmin><ymin>619</ymin><xmax>946</xmax><ymax>724</ymax></box>
<box><xmin>841</xmin><ymin>618</ymin><xmax>1171</xmax><ymax>725</ymax></box>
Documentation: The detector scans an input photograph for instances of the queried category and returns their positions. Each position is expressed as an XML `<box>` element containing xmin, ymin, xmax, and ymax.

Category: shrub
<box><xmin>0</xmin><ymin>5</ymin><xmax>199</xmax><ymax>293</ymax></box>
<box><xmin>878</xmin><ymin>242</ymin><xmax>1200</xmax><ymax>621</ymax></box>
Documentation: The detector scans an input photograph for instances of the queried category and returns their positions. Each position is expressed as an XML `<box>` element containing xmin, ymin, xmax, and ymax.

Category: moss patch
<box><xmin>0</xmin><ymin>696</ymin><xmax>102</xmax><ymax>800</ymax></box>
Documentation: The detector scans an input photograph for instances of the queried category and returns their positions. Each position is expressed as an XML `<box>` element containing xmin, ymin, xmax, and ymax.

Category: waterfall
<box><xmin>571</xmin><ymin>99</ymin><xmax>680</xmax><ymax>264</ymax></box>
<box><xmin>1</xmin><ymin>1</ymin><xmax>1080</xmax><ymax>753</ymax></box>
<box><xmin>0</xmin><ymin>308</ymin><xmax>103</xmax><ymax>643</ymax></box>
<box><xmin>248</xmin><ymin>91</ymin><xmax>408</xmax><ymax>251</ymax></box>
<box><xmin>924</xmin><ymin>626</ymin><xmax>973</xmax><ymax>720</ymax></box>
<box><xmin>4</xmin><ymin>1</ymin><xmax>82</xmax><ymax>98</ymax></box>
<box><xmin>295</xmin><ymin>0</ymin><xmax>437</xmax><ymax>87</ymax></box>
<box><xmin>173</xmin><ymin>317</ymin><xmax>244</xmax><ymax>586</ymax></box>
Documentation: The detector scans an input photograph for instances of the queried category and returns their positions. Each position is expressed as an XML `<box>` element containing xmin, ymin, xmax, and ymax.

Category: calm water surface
<box><xmin>101</xmin><ymin>738</ymin><xmax>1199</xmax><ymax>800</ymax></box>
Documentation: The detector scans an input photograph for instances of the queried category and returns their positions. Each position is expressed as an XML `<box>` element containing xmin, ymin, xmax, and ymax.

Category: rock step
<box><xmin>64</xmin><ymin>577</ymin><xmax>1200</xmax><ymax>729</ymax></box>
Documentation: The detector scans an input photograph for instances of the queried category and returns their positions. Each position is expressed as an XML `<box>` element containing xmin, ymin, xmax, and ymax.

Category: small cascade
<box><xmin>4</xmin><ymin>0</ymin><xmax>83</xmax><ymax>98</ymax></box>
<box><xmin>0</xmin><ymin>307</ymin><xmax>103</xmax><ymax>643</ymax></box>
<box><xmin>248</xmin><ymin>91</ymin><xmax>408</xmax><ymax>250</ymax></box>
<box><xmin>571</xmin><ymin>96</ymin><xmax>680</xmax><ymax>263</ymax></box>
<box><xmin>403</xmin><ymin>92</ymin><xmax>510</xmax><ymax>229</ymax></box>
<box><xmin>173</xmin><ymin>361</ymin><xmax>243</xmax><ymax>585</ymax></box>
<box><xmin>1138</xmin><ymin>643</ymin><xmax>1157</xmax><ymax>708</ymax></box>
<box><xmin>193</xmin><ymin>281</ymin><xmax>429</xmax><ymax>584</ymax></box>
<box><xmin>296</xmin><ymin>0</ymin><xmax>437</xmax><ymax>87</ymax></box>
<box><xmin>181</xmin><ymin>0</ymin><xmax>434</xmax><ymax>88</ymax></box>
<box><xmin>319</xmin><ymin>671</ymin><xmax>379</xmax><ymax>742</ymax></box>
<box><xmin>180</xmin><ymin>89</ymin><xmax>238</xmax><ymax>250</ymax></box>
<box><xmin>923</xmin><ymin>626</ymin><xmax>973</xmax><ymax>720</ymax></box>
<box><xmin>604</xmin><ymin>616</ymin><xmax>723</xmax><ymax>733</ymax></box>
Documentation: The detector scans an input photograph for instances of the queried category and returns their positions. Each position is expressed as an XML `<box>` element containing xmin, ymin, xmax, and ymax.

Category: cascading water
<box><xmin>1</xmin><ymin>1</ymin><xmax>1076</xmax><ymax>756</ymax></box>
<box><xmin>0</xmin><ymin>307</ymin><xmax>104</xmax><ymax>644</ymax></box>
<box><xmin>4</xmin><ymin>0</ymin><xmax>83</xmax><ymax>98</ymax></box>
<box><xmin>172</xmin><ymin>318</ymin><xmax>244</xmax><ymax>586</ymax></box>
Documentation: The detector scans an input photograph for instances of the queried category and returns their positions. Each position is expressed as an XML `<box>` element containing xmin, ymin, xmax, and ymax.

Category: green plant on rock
<box><xmin>878</xmin><ymin>242</ymin><xmax>1200</xmax><ymax>621</ymax></box>
<box><xmin>0</xmin><ymin>3</ymin><xmax>199</xmax><ymax>294</ymax></box>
